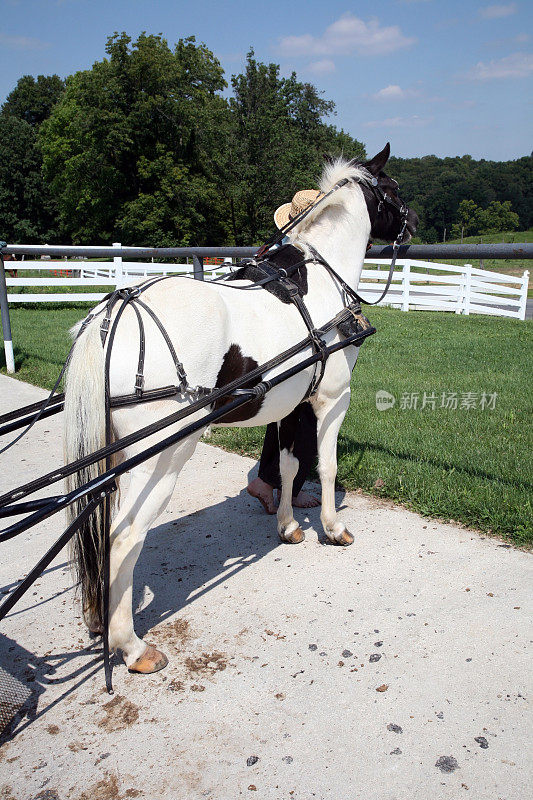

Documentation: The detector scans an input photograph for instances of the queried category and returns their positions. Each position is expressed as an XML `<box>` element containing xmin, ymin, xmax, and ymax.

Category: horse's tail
<box><xmin>64</xmin><ymin>317</ymin><xmax>107</xmax><ymax>631</ymax></box>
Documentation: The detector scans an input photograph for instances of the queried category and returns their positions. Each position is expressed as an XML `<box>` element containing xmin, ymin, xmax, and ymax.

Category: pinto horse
<box><xmin>64</xmin><ymin>144</ymin><xmax>418</xmax><ymax>674</ymax></box>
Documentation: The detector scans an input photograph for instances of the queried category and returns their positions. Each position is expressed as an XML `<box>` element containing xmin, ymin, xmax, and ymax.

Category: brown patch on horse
<box><xmin>213</xmin><ymin>344</ymin><xmax>264</xmax><ymax>423</ymax></box>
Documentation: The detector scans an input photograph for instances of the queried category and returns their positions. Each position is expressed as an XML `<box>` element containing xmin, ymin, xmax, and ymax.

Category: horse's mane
<box><xmin>292</xmin><ymin>157</ymin><xmax>371</xmax><ymax>234</ymax></box>
<box><xmin>319</xmin><ymin>157</ymin><xmax>370</xmax><ymax>195</ymax></box>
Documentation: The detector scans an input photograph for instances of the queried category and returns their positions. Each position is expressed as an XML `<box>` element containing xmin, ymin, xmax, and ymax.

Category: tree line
<box><xmin>0</xmin><ymin>32</ymin><xmax>531</xmax><ymax>247</ymax></box>
<box><xmin>388</xmin><ymin>153</ymin><xmax>531</xmax><ymax>242</ymax></box>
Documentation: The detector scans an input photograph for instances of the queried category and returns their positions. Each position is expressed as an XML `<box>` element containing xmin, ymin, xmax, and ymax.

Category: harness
<box><xmin>0</xmin><ymin>172</ymin><xmax>411</xmax><ymax>694</ymax></box>
<box><xmin>224</xmin><ymin>244</ymin><xmax>368</xmax><ymax>397</ymax></box>
<box><xmin>0</xmin><ymin>171</ymin><xmax>410</xmax><ymax>453</ymax></box>
<box><xmin>215</xmin><ymin>172</ymin><xmax>410</xmax><ymax>396</ymax></box>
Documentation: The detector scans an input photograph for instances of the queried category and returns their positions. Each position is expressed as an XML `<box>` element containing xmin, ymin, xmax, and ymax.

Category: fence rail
<box><xmin>4</xmin><ymin>242</ymin><xmax>533</xmax><ymax>259</ymax></box>
<box><xmin>3</xmin><ymin>255</ymin><xmax>529</xmax><ymax>318</ymax></box>
<box><xmin>1</xmin><ymin>242</ymin><xmax>531</xmax><ymax>373</ymax></box>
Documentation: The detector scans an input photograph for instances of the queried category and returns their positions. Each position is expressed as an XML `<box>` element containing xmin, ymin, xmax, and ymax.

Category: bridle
<box><xmin>367</xmin><ymin>176</ymin><xmax>409</xmax><ymax>219</ymax></box>
<box><xmin>256</xmin><ymin>171</ymin><xmax>411</xmax><ymax>307</ymax></box>
<box><xmin>357</xmin><ymin>176</ymin><xmax>410</xmax><ymax>305</ymax></box>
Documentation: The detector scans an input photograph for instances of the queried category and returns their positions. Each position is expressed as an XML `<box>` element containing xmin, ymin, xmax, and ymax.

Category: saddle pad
<box><xmin>227</xmin><ymin>244</ymin><xmax>308</xmax><ymax>303</ymax></box>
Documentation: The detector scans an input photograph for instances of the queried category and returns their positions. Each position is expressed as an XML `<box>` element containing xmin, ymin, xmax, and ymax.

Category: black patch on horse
<box><xmin>213</xmin><ymin>344</ymin><xmax>264</xmax><ymax>423</ymax></box>
<box><xmin>228</xmin><ymin>244</ymin><xmax>308</xmax><ymax>303</ymax></box>
<box><xmin>277</xmin><ymin>405</ymin><xmax>301</xmax><ymax>453</ymax></box>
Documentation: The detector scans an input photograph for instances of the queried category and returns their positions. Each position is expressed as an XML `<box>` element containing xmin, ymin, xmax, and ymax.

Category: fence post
<box><xmin>456</xmin><ymin>268</ymin><xmax>466</xmax><ymax>314</ymax></box>
<box><xmin>0</xmin><ymin>248</ymin><xmax>15</xmax><ymax>373</ymax></box>
<box><xmin>463</xmin><ymin>264</ymin><xmax>472</xmax><ymax>315</ymax></box>
<box><xmin>401</xmin><ymin>260</ymin><xmax>410</xmax><ymax>311</ymax></box>
<box><xmin>113</xmin><ymin>242</ymin><xmax>123</xmax><ymax>287</ymax></box>
<box><xmin>519</xmin><ymin>270</ymin><xmax>529</xmax><ymax>321</ymax></box>
<box><xmin>192</xmin><ymin>254</ymin><xmax>204</xmax><ymax>281</ymax></box>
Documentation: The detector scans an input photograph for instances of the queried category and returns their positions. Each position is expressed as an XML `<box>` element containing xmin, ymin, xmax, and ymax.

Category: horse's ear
<box><xmin>322</xmin><ymin>153</ymin><xmax>335</xmax><ymax>165</ymax></box>
<box><xmin>365</xmin><ymin>143</ymin><xmax>391</xmax><ymax>176</ymax></box>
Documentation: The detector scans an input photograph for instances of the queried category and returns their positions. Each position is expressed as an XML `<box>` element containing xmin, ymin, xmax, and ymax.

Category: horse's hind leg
<box><xmin>108</xmin><ymin>463</ymin><xmax>177</xmax><ymax>671</ymax></box>
<box><xmin>108</xmin><ymin>435</ymin><xmax>199</xmax><ymax>671</ymax></box>
<box><xmin>312</xmin><ymin>390</ymin><xmax>353</xmax><ymax>546</ymax></box>
<box><xmin>277</xmin><ymin>407</ymin><xmax>305</xmax><ymax>544</ymax></box>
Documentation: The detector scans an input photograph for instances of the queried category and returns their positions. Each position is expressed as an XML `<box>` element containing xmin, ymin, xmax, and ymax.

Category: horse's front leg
<box><xmin>312</xmin><ymin>391</ymin><xmax>353</xmax><ymax>546</ymax></box>
<box><xmin>277</xmin><ymin>408</ymin><xmax>305</xmax><ymax>544</ymax></box>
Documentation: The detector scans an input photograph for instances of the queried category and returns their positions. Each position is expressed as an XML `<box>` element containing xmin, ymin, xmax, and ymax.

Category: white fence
<box><xmin>4</xmin><ymin>253</ymin><xmax>529</xmax><ymax>320</ymax></box>
<box><xmin>359</xmin><ymin>259</ymin><xmax>529</xmax><ymax>319</ymax></box>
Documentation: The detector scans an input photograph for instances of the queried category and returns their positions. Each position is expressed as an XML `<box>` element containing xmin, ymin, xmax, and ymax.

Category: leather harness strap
<box><xmin>1</xmin><ymin>170</ymin><xmax>409</xmax><ymax>446</ymax></box>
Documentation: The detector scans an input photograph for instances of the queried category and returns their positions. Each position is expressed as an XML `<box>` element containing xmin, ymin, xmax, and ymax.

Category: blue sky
<box><xmin>0</xmin><ymin>0</ymin><xmax>531</xmax><ymax>160</ymax></box>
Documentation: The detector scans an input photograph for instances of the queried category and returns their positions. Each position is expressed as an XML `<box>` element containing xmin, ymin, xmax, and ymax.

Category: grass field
<box><xmin>434</xmin><ymin>228</ymin><xmax>533</xmax><ymax>295</ymax></box>
<box><xmin>1</xmin><ymin>301</ymin><xmax>531</xmax><ymax>545</ymax></box>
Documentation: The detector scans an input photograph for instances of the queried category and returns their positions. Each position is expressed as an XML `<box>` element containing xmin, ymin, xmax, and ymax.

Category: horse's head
<box><xmin>359</xmin><ymin>143</ymin><xmax>418</xmax><ymax>244</ymax></box>
<box><xmin>289</xmin><ymin>146</ymin><xmax>417</xmax><ymax>260</ymax></box>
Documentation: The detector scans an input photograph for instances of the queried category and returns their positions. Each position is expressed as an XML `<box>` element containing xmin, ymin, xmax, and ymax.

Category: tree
<box><xmin>479</xmin><ymin>200</ymin><xmax>519</xmax><ymax>234</ymax></box>
<box><xmin>452</xmin><ymin>199</ymin><xmax>484</xmax><ymax>237</ymax></box>
<box><xmin>4</xmin><ymin>34</ymin><xmax>529</xmax><ymax>247</ymax></box>
<box><xmin>451</xmin><ymin>198</ymin><xmax>520</xmax><ymax>238</ymax></box>
<box><xmin>40</xmin><ymin>33</ymin><xmax>230</xmax><ymax>244</ymax></box>
<box><xmin>0</xmin><ymin>115</ymin><xmax>59</xmax><ymax>242</ymax></box>
<box><xmin>225</xmin><ymin>51</ymin><xmax>366</xmax><ymax>245</ymax></box>
<box><xmin>389</xmin><ymin>154</ymin><xmax>532</xmax><ymax>242</ymax></box>
<box><xmin>2</xmin><ymin>74</ymin><xmax>65</xmax><ymax>127</ymax></box>
<box><xmin>0</xmin><ymin>73</ymin><xmax>63</xmax><ymax>242</ymax></box>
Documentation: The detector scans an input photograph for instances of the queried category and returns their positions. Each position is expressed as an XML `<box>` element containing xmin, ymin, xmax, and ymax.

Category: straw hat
<box><xmin>273</xmin><ymin>189</ymin><xmax>325</xmax><ymax>230</ymax></box>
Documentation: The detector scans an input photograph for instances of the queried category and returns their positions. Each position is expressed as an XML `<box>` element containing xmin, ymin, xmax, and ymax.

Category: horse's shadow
<box><xmin>131</xmin><ymin>468</ymin><xmax>340</xmax><ymax>638</ymax></box>
<box><xmin>0</xmin><ymin>468</ymin><xmax>345</xmax><ymax>742</ymax></box>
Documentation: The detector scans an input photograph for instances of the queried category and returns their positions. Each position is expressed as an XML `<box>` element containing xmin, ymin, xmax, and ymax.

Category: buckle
<box><xmin>281</xmin><ymin>279</ymin><xmax>299</xmax><ymax>296</ymax></box>
<box><xmin>174</xmin><ymin>360</ymin><xmax>187</xmax><ymax>383</ymax></box>
<box><xmin>119</xmin><ymin>285</ymin><xmax>141</xmax><ymax>299</ymax></box>
<box><xmin>134</xmin><ymin>372</ymin><xmax>144</xmax><ymax>393</ymax></box>
<box><xmin>311</xmin><ymin>330</ymin><xmax>327</xmax><ymax>353</ymax></box>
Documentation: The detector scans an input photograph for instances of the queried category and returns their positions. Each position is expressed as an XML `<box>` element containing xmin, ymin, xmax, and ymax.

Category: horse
<box><xmin>63</xmin><ymin>143</ymin><xmax>418</xmax><ymax>674</ymax></box>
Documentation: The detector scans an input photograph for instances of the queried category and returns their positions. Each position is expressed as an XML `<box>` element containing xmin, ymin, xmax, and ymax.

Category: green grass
<box><xmin>1</xmin><ymin>304</ymin><xmax>532</xmax><ymax>545</ymax></box>
<box><xmin>0</xmin><ymin>302</ymin><xmax>94</xmax><ymax>389</ymax></box>
<box><xmin>210</xmin><ymin>307</ymin><xmax>533</xmax><ymax>546</ymax></box>
<box><xmin>448</xmin><ymin>228</ymin><xmax>533</xmax><ymax>245</ymax></box>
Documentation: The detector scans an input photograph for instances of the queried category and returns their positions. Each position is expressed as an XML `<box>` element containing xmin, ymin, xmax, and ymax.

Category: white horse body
<box><xmin>104</xmin><ymin>173</ymin><xmax>370</xmax><ymax>425</ymax></box>
<box><xmin>64</xmin><ymin>149</ymin><xmax>416</xmax><ymax>672</ymax></box>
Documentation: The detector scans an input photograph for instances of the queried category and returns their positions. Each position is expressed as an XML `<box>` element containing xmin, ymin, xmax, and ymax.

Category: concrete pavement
<box><xmin>0</xmin><ymin>374</ymin><xmax>531</xmax><ymax>800</ymax></box>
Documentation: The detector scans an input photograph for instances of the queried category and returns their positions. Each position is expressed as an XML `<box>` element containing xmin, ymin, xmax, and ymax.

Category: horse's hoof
<box><xmin>337</xmin><ymin>529</ymin><xmax>354</xmax><ymax>546</ymax></box>
<box><xmin>128</xmin><ymin>644</ymin><xmax>168</xmax><ymax>674</ymax></box>
<box><xmin>279</xmin><ymin>526</ymin><xmax>305</xmax><ymax>544</ymax></box>
<box><xmin>326</xmin><ymin>528</ymin><xmax>354</xmax><ymax>546</ymax></box>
